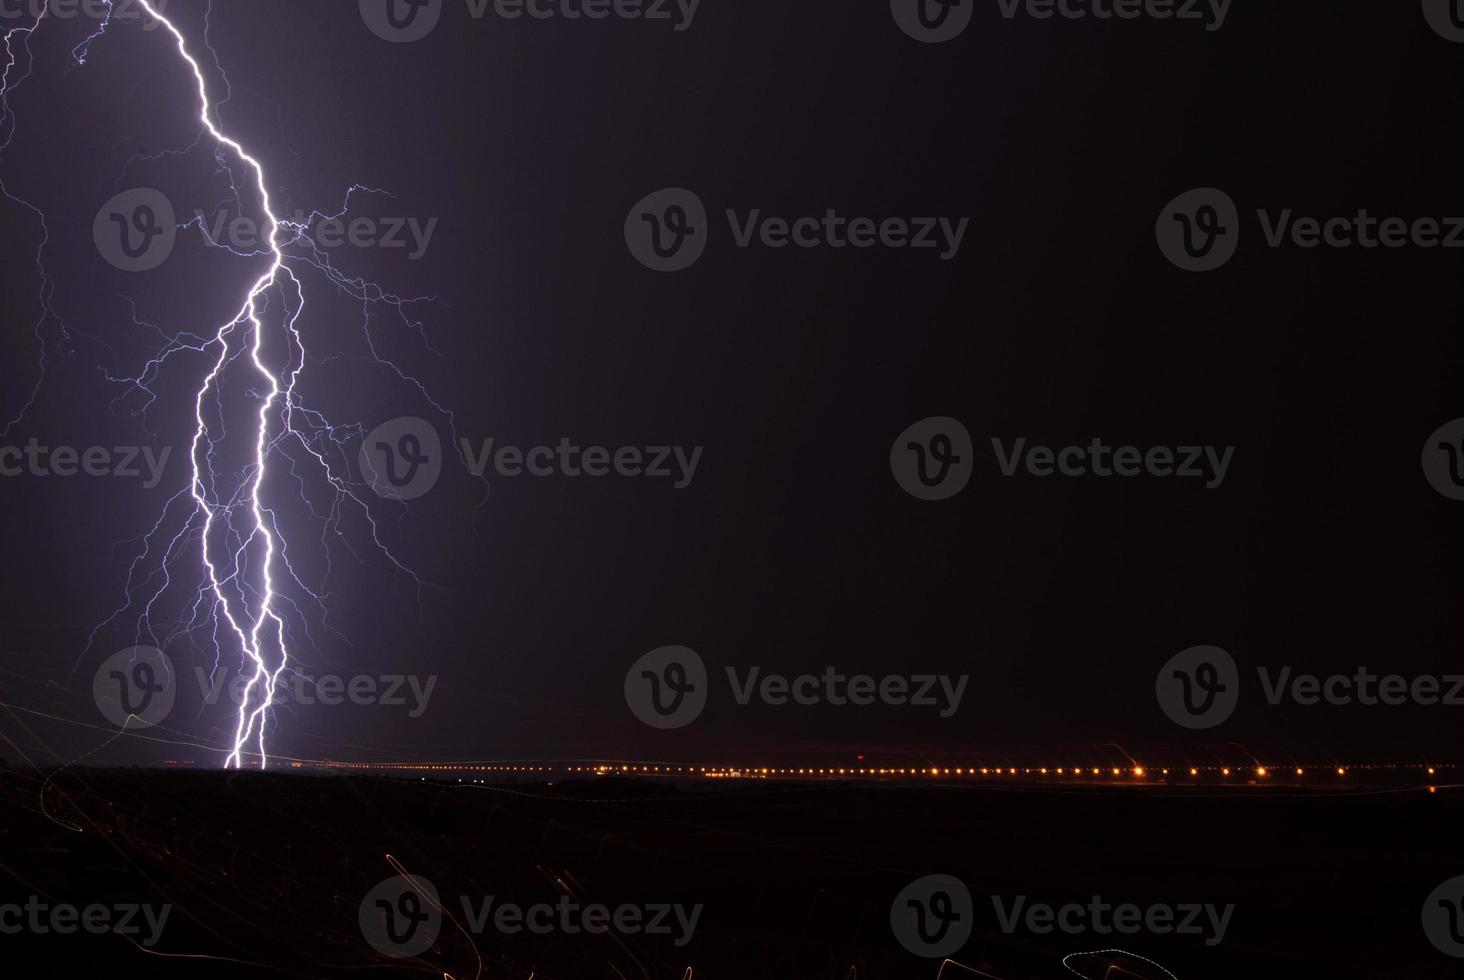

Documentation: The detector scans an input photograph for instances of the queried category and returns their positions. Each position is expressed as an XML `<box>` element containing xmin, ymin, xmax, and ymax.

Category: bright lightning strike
<box><xmin>130</xmin><ymin>0</ymin><xmax>299</xmax><ymax>770</ymax></box>
<box><xmin>2</xmin><ymin>1</ymin><xmax>460</xmax><ymax>770</ymax></box>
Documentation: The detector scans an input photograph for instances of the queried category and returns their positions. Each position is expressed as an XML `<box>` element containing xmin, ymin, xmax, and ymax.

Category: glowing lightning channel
<box><xmin>4</xmin><ymin>3</ymin><xmax>466</xmax><ymax>771</ymax></box>
<box><xmin>130</xmin><ymin>0</ymin><xmax>293</xmax><ymax>769</ymax></box>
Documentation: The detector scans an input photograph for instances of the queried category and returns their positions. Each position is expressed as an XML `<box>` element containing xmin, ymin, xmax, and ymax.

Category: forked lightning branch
<box><xmin>1</xmin><ymin>1</ymin><xmax>446</xmax><ymax>768</ymax></box>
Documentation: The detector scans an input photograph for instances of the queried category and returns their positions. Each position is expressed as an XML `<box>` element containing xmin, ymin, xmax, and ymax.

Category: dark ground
<box><xmin>0</xmin><ymin>767</ymin><xmax>1456</xmax><ymax>979</ymax></box>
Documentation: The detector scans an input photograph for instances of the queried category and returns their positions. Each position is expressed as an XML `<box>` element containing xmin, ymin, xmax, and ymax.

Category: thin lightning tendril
<box><xmin>1</xmin><ymin>6</ymin><xmax>65</xmax><ymax>441</ymax></box>
<box><xmin>2</xmin><ymin>1</ymin><xmax>462</xmax><ymax>770</ymax></box>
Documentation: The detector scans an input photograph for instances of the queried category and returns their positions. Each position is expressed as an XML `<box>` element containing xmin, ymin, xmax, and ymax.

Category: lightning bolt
<box><xmin>112</xmin><ymin>0</ymin><xmax>293</xmax><ymax>770</ymax></box>
<box><xmin>3</xmin><ymin>1</ymin><xmax>463</xmax><ymax>770</ymax></box>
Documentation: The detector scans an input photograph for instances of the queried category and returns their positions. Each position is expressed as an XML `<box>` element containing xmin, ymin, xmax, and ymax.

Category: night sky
<box><xmin>1</xmin><ymin>0</ymin><xmax>1462</xmax><ymax>769</ymax></box>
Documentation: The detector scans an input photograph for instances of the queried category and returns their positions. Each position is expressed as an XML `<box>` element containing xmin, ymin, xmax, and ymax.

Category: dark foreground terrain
<box><xmin>0</xmin><ymin>767</ymin><xmax>1456</xmax><ymax>979</ymax></box>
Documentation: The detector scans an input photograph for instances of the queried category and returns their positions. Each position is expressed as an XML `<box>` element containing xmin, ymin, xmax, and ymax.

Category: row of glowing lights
<box><xmin>587</xmin><ymin>765</ymin><xmax>1433</xmax><ymax>779</ymax></box>
<box><xmin>325</xmin><ymin>762</ymin><xmax>1442</xmax><ymax>778</ymax></box>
